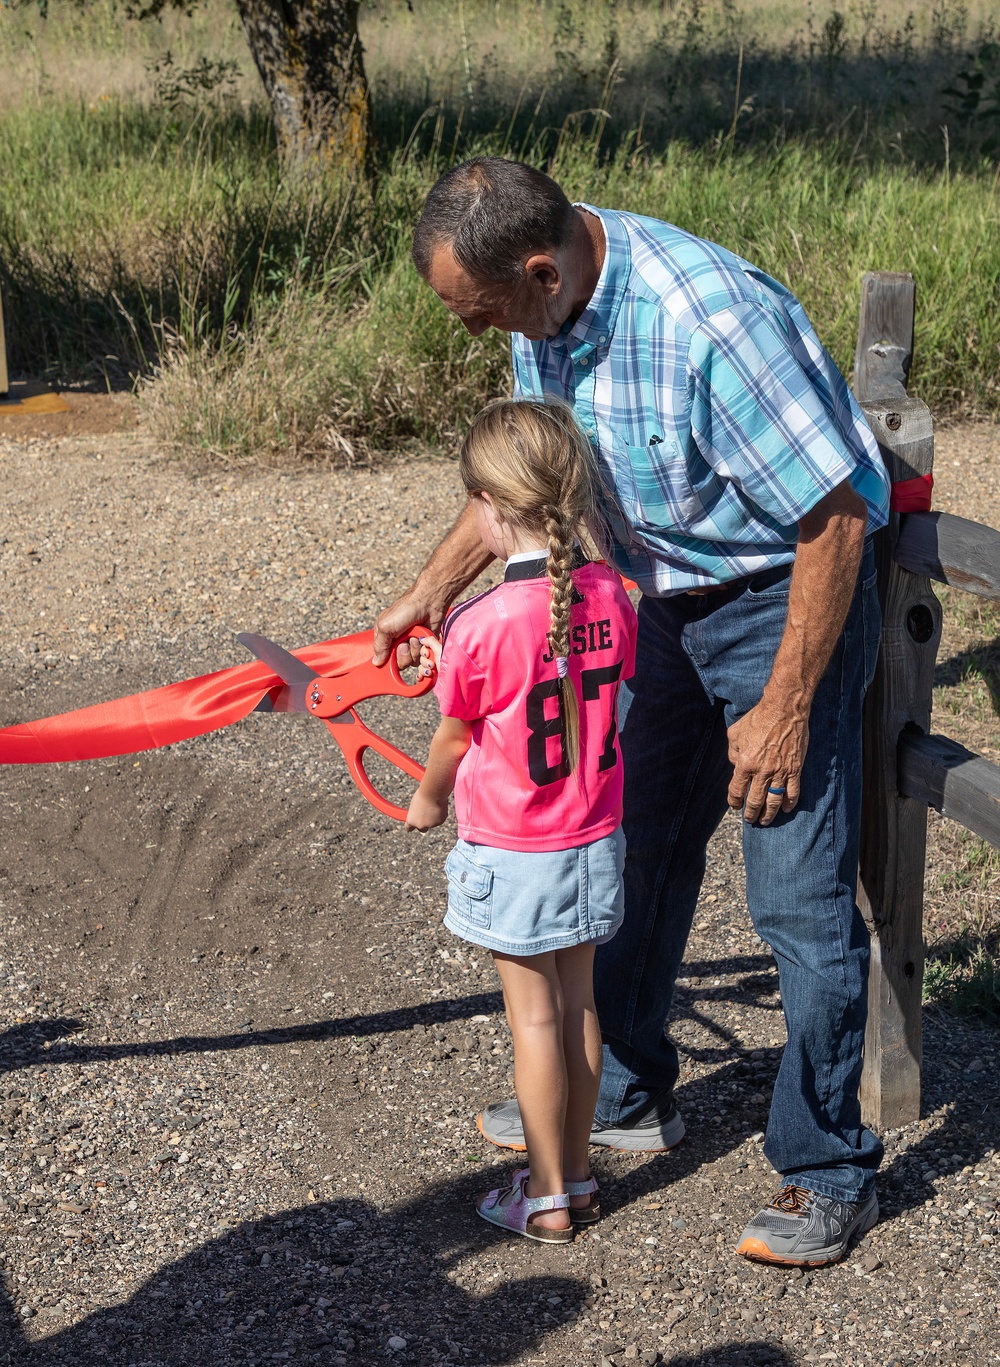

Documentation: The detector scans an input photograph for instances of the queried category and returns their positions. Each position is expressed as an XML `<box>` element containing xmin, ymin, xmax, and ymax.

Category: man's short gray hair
<box><xmin>412</xmin><ymin>157</ymin><xmax>576</xmax><ymax>288</ymax></box>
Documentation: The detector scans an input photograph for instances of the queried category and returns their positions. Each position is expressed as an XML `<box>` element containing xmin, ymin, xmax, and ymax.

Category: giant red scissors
<box><xmin>0</xmin><ymin>627</ymin><xmax>435</xmax><ymax>822</ymax></box>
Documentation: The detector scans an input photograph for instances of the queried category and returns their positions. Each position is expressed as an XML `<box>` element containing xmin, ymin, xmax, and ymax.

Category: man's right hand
<box><xmin>373</xmin><ymin>588</ymin><xmax>445</xmax><ymax>668</ymax></box>
<box><xmin>372</xmin><ymin>501</ymin><xmax>495</xmax><ymax>666</ymax></box>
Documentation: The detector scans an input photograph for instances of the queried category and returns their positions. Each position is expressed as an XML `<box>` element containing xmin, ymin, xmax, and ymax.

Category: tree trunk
<box><xmin>235</xmin><ymin>0</ymin><xmax>374</xmax><ymax>179</ymax></box>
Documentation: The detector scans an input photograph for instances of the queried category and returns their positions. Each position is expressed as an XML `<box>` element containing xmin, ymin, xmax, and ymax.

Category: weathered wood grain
<box><xmin>896</xmin><ymin>510</ymin><xmax>1000</xmax><ymax>600</ymax></box>
<box><xmin>856</xmin><ymin>271</ymin><xmax>942</xmax><ymax>1129</ymax></box>
<box><xmin>898</xmin><ymin>732</ymin><xmax>1000</xmax><ymax>851</ymax></box>
<box><xmin>853</xmin><ymin>270</ymin><xmax>914</xmax><ymax>402</ymax></box>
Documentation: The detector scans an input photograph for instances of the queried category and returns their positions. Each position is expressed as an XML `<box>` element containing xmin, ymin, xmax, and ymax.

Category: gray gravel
<box><xmin>0</xmin><ymin>431</ymin><xmax>999</xmax><ymax>1367</ymax></box>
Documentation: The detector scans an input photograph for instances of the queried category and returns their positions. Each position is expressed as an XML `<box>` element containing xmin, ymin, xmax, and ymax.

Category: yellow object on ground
<box><xmin>0</xmin><ymin>391</ymin><xmax>71</xmax><ymax>413</ymax></box>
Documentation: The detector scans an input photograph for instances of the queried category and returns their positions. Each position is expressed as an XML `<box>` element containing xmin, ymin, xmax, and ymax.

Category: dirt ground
<box><xmin>0</xmin><ymin>387</ymin><xmax>139</xmax><ymax>441</ymax></box>
<box><xmin>0</xmin><ymin>408</ymin><xmax>999</xmax><ymax>1367</ymax></box>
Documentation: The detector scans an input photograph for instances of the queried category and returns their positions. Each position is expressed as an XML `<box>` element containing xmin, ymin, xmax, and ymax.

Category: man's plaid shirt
<box><xmin>511</xmin><ymin>206</ymin><xmax>890</xmax><ymax>595</ymax></box>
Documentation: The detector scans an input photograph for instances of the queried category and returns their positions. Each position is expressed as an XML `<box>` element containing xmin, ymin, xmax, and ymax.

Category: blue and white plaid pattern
<box><xmin>511</xmin><ymin>206</ymin><xmax>890</xmax><ymax>595</ymax></box>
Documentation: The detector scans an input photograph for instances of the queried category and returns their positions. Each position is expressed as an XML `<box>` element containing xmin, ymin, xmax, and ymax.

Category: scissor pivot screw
<box><xmin>309</xmin><ymin>685</ymin><xmax>323</xmax><ymax>710</ymax></box>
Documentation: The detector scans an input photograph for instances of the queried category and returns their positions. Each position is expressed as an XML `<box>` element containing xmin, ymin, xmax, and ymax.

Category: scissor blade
<box><xmin>237</xmin><ymin>633</ymin><xmax>319</xmax><ymax>692</ymax></box>
<box><xmin>252</xmin><ymin>686</ymin><xmax>301</xmax><ymax>714</ymax></box>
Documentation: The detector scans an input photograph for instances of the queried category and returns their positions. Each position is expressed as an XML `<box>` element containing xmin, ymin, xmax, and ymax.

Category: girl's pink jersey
<box><xmin>434</xmin><ymin>557</ymin><xmax>637</xmax><ymax>852</ymax></box>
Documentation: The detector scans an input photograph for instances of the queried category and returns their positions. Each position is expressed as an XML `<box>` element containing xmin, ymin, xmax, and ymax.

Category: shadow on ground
<box><xmin>0</xmin><ymin>1170</ymin><xmax>580</xmax><ymax>1365</ymax></box>
<box><xmin>0</xmin><ymin>994</ymin><xmax>505</xmax><ymax>1080</ymax></box>
<box><xmin>0</xmin><ymin>948</ymin><xmax>780</xmax><ymax>1077</ymax></box>
<box><xmin>0</xmin><ymin>1171</ymin><xmax>796</xmax><ymax>1367</ymax></box>
<box><xmin>936</xmin><ymin>638</ymin><xmax>1000</xmax><ymax>717</ymax></box>
<box><xmin>0</xmin><ymin>984</ymin><xmax>996</xmax><ymax>1363</ymax></box>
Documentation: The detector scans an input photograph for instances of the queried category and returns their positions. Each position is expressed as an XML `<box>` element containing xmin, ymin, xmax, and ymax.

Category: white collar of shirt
<box><xmin>505</xmin><ymin>548</ymin><xmax>549</xmax><ymax>567</ymax></box>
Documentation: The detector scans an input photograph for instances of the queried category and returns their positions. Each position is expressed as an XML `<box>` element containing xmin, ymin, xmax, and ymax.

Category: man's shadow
<box><xmin>0</xmin><ymin>959</ymin><xmax>791</xmax><ymax>1366</ymax></box>
<box><xmin>0</xmin><ymin>1169</ymin><xmax>582</xmax><ymax>1365</ymax></box>
<box><xmin>6</xmin><ymin>952</ymin><xmax>989</xmax><ymax>1364</ymax></box>
<box><xmin>0</xmin><ymin>1187</ymin><xmax>799</xmax><ymax>1367</ymax></box>
<box><xmin>0</xmin><ymin>1175</ymin><xmax>797</xmax><ymax>1367</ymax></box>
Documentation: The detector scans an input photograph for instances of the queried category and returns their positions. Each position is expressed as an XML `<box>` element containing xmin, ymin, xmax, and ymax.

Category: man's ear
<box><xmin>524</xmin><ymin>253</ymin><xmax>562</xmax><ymax>296</ymax></box>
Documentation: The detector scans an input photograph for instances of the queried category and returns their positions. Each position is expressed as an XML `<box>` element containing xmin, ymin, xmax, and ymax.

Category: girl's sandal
<box><xmin>476</xmin><ymin>1169</ymin><xmax>574</xmax><ymax>1244</ymax></box>
<box><xmin>566</xmin><ymin>1175</ymin><xmax>601</xmax><ymax>1225</ymax></box>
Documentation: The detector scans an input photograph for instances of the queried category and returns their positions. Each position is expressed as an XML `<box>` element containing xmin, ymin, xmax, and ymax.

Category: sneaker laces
<box><xmin>766</xmin><ymin>1185</ymin><xmax>812</xmax><ymax>1217</ymax></box>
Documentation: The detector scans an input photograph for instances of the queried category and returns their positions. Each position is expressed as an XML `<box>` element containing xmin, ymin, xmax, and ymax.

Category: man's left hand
<box><xmin>727</xmin><ymin>695</ymin><xmax>809</xmax><ymax>826</ymax></box>
<box><xmin>726</xmin><ymin>479</ymin><xmax>868</xmax><ymax>827</ymax></box>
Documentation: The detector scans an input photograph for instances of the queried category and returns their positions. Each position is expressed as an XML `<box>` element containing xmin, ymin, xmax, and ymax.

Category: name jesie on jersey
<box><xmin>541</xmin><ymin>617</ymin><xmax>615</xmax><ymax>663</ymax></box>
<box><xmin>434</xmin><ymin>560</ymin><xmax>638</xmax><ymax>853</ymax></box>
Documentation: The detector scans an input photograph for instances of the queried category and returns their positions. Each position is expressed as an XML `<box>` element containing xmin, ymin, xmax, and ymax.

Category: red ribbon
<box><xmin>890</xmin><ymin>473</ymin><xmax>933</xmax><ymax>514</ymax></box>
<box><xmin>0</xmin><ymin>634</ymin><xmax>370</xmax><ymax>765</ymax></box>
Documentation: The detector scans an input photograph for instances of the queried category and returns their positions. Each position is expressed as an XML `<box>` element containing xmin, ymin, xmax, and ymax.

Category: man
<box><xmin>374</xmin><ymin>157</ymin><xmax>889</xmax><ymax>1266</ymax></box>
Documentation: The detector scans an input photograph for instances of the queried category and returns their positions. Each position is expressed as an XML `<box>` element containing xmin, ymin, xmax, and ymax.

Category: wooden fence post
<box><xmin>0</xmin><ymin>280</ymin><xmax>8</xmax><ymax>399</ymax></box>
<box><xmin>855</xmin><ymin>271</ymin><xmax>942</xmax><ymax>1128</ymax></box>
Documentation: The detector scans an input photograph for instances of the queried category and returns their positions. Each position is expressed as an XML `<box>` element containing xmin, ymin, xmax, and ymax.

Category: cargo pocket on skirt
<box><xmin>445</xmin><ymin>845</ymin><xmax>494</xmax><ymax>930</ymax></box>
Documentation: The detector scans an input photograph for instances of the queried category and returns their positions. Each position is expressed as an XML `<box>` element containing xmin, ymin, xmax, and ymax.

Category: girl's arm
<box><xmin>405</xmin><ymin>716</ymin><xmax>473</xmax><ymax>831</ymax></box>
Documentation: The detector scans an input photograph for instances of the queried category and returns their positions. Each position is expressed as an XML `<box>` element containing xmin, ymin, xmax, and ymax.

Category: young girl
<box><xmin>405</xmin><ymin>398</ymin><xmax>637</xmax><ymax>1244</ymax></box>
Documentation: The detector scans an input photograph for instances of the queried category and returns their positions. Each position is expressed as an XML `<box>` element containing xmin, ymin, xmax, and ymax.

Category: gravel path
<box><xmin>0</xmin><ymin>425</ymin><xmax>999</xmax><ymax>1367</ymax></box>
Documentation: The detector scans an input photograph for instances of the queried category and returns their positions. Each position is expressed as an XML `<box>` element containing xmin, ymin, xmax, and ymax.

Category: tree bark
<box><xmin>235</xmin><ymin>0</ymin><xmax>374</xmax><ymax>178</ymax></box>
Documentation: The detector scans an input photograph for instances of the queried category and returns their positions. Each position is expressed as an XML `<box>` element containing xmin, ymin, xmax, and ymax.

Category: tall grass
<box><xmin>366</xmin><ymin>0</ymin><xmax>1000</xmax><ymax>164</ymax></box>
<box><xmin>6</xmin><ymin>0</ymin><xmax>1000</xmax><ymax>156</ymax></box>
<box><xmin>1</xmin><ymin>0</ymin><xmax>999</xmax><ymax>460</ymax></box>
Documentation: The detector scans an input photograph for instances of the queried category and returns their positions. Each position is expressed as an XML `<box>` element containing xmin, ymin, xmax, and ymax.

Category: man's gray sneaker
<box><xmin>477</xmin><ymin>1097</ymin><xmax>685</xmax><ymax>1153</ymax></box>
<box><xmin>736</xmin><ymin>1185</ymin><xmax>879</xmax><ymax>1266</ymax></box>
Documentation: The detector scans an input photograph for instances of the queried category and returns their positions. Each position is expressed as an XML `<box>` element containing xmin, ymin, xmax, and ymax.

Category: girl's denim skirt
<box><xmin>443</xmin><ymin>827</ymin><xmax>625</xmax><ymax>956</ymax></box>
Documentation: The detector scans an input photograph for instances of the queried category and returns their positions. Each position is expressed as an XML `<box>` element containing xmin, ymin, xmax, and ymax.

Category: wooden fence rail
<box><xmin>898</xmin><ymin>732</ymin><xmax>1000</xmax><ymax>851</ymax></box>
<box><xmin>856</xmin><ymin>271</ymin><xmax>1000</xmax><ymax>1128</ymax></box>
<box><xmin>896</xmin><ymin>510</ymin><xmax>1000</xmax><ymax>599</ymax></box>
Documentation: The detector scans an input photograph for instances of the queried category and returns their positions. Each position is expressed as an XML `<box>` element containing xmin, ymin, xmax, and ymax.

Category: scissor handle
<box><xmin>383</xmin><ymin>624</ymin><xmax>439</xmax><ymax>696</ymax></box>
<box><xmin>324</xmin><ymin>710</ymin><xmax>426</xmax><ymax>822</ymax></box>
<box><xmin>300</xmin><ymin>626</ymin><xmax>439</xmax><ymax>718</ymax></box>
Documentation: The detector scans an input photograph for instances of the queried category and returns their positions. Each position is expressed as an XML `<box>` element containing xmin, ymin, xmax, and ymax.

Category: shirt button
<box><xmin>598</xmin><ymin>335</ymin><xmax>607</xmax><ymax>344</ymax></box>
<box><xmin>578</xmin><ymin>357</ymin><xmax>589</xmax><ymax>368</ymax></box>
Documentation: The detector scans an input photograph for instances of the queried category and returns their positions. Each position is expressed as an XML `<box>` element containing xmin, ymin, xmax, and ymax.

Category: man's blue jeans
<box><xmin>595</xmin><ymin>539</ymin><xmax>884</xmax><ymax>1202</ymax></box>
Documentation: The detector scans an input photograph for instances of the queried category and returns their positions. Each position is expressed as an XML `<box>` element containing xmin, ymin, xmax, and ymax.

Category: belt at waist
<box><xmin>685</xmin><ymin>562</ymin><xmax>793</xmax><ymax>597</ymax></box>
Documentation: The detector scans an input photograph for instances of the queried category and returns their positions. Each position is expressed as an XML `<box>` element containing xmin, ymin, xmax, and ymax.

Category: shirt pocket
<box><xmin>623</xmin><ymin>442</ymin><xmax>713</xmax><ymax>534</ymax></box>
<box><xmin>445</xmin><ymin>845</ymin><xmax>494</xmax><ymax>929</ymax></box>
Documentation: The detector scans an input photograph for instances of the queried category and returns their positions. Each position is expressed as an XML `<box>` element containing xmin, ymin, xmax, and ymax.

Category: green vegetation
<box><xmin>1</xmin><ymin>0</ymin><xmax>999</xmax><ymax>461</ymax></box>
<box><xmin>923</xmin><ymin>938</ymin><xmax>1000</xmax><ymax>1023</ymax></box>
<box><xmin>935</xmin><ymin>590</ymin><xmax>1000</xmax><ymax>724</ymax></box>
<box><xmin>926</xmin><ymin>831</ymin><xmax>1000</xmax><ymax>1024</ymax></box>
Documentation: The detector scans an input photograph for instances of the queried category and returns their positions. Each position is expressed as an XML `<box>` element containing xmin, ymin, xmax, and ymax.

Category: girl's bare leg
<box><xmin>491</xmin><ymin>950</ymin><xmax>570</xmax><ymax>1232</ymax></box>
<box><xmin>555</xmin><ymin>941</ymin><xmax>601</xmax><ymax>1203</ymax></box>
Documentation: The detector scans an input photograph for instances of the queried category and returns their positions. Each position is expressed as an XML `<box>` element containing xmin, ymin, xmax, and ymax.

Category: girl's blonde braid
<box><xmin>459</xmin><ymin>396</ymin><xmax>600</xmax><ymax>776</ymax></box>
<box><xmin>544</xmin><ymin>503</ymin><xmax>581</xmax><ymax>773</ymax></box>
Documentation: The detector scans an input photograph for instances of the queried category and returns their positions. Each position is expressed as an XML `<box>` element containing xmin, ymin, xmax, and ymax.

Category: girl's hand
<box><xmin>405</xmin><ymin>789</ymin><xmax>449</xmax><ymax>831</ymax></box>
<box><xmin>419</xmin><ymin>637</ymin><xmax>442</xmax><ymax>679</ymax></box>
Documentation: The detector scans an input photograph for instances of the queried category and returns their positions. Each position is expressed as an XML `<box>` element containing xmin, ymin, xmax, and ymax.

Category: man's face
<box><xmin>424</xmin><ymin>241</ymin><xmax>567</xmax><ymax>341</ymax></box>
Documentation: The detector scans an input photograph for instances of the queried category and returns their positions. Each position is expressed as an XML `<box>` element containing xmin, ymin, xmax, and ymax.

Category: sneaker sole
<box><xmin>589</xmin><ymin>1110</ymin><xmax>685</xmax><ymax>1153</ymax></box>
<box><xmin>735</xmin><ymin>1237</ymin><xmax>849</xmax><ymax>1268</ymax></box>
<box><xmin>477</xmin><ymin>1112</ymin><xmax>527</xmax><ymax>1152</ymax></box>
<box><xmin>477</xmin><ymin>1110</ymin><xmax>685</xmax><ymax>1155</ymax></box>
<box><xmin>736</xmin><ymin>1201</ymin><xmax>879</xmax><ymax>1268</ymax></box>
